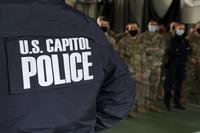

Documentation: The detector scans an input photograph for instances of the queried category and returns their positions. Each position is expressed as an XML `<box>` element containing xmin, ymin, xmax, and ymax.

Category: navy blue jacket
<box><xmin>0</xmin><ymin>0</ymin><xmax>135</xmax><ymax>133</ymax></box>
<box><xmin>166</xmin><ymin>35</ymin><xmax>191</xmax><ymax>63</ymax></box>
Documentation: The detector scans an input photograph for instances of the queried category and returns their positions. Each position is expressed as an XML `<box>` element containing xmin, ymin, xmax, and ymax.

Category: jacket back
<box><xmin>0</xmin><ymin>0</ymin><xmax>135</xmax><ymax>133</ymax></box>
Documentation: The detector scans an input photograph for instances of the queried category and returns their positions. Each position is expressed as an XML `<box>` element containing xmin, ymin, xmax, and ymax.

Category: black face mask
<box><xmin>101</xmin><ymin>27</ymin><xmax>108</xmax><ymax>33</ymax></box>
<box><xmin>128</xmin><ymin>30</ymin><xmax>138</xmax><ymax>37</ymax></box>
<box><xmin>197</xmin><ymin>28</ymin><xmax>200</xmax><ymax>34</ymax></box>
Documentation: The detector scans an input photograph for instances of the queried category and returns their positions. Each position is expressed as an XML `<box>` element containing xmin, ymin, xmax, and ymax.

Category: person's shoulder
<box><xmin>115</xmin><ymin>32</ymin><xmax>127</xmax><ymax>39</ymax></box>
<box><xmin>107</xmin><ymin>30</ymin><xmax>116</xmax><ymax>37</ymax></box>
<box><xmin>116</xmin><ymin>32</ymin><xmax>127</xmax><ymax>36</ymax></box>
<box><xmin>187</xmin><ymin>32</ymin><xmax>200</xmax><ymax>41</ymax></box>
<box><xmin>140</xmin><ymin>31</ymin><xmax>148</xmax><ymax>37</ymax></box>
<box><xmin>120</xmin><ymin>36</ymin><xmax>131</xmax><ymax>42</ymax></box>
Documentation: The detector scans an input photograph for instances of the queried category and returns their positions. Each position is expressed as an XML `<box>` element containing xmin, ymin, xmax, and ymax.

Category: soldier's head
<box><xmin>148</xmin><ymin>19</ymin><xmax>158</xmax><ymax>33</ymax></box>
<box><xmin>170</xmin><ymin>21</ymin><xmax>178</xmax><ymax>32</ymax></box>
<box><xmin>97</xmin><ymin>16</ymin><xmax>110</xmax><ymax>33</ymax></box>
<box><xmin>126</xmin><ymin>22</ymin><xmax>139</xmax><ymax>37</ymax></box>
<box><xmin>195</xmin><ymin>21</ymin><xmax>200</xmax><ymax>34</ymax></box>
<box><xmin>175</xmin><ymin>23</ymin><xmax>186</xmax><ymax>36</ymax></box>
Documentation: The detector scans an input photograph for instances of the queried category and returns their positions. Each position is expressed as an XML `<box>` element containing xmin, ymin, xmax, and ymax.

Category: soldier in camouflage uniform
<box><xmin>118</xmin><ymin>23</ymin><xmax>148</xmax><ymax>115</ymax></box>
<box><xmin>97</xmin><ymin>16</ymin><xmax>117</xmax><ymax>50</ymax></box>
<box><xmin>186</xmin><ymin>21</ymin><xmax>200</xmax><ymax>104</ymax></box>
<box><xmin>115</xmin><ymin>23</ymin><xmax>134</xmax><ymax>44</ymax></box>
<box><xmin>139</xmin><ymin>19</ymin><xmax>166</xmax><ymax>112</ymax></box>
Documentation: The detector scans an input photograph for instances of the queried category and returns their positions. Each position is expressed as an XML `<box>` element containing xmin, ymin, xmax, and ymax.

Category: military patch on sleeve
<box><xmin>5</xmin><ymin>36</ymin><xmax>95</xmax><ymax>94</ymax></box>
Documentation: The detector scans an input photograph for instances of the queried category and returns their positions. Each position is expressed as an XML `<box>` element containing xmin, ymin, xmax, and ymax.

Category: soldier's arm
<box><xmin>117</xmin><ymin>39</ymin><xmax>125</xmax><ymax>58</ymax></box>
<box><xmin>118</xmin><ymin>38</ymin><xmax>131</xmax><ymax>57</ymax></box>
<box><xmin>140</xmin><ymin>43</ymin><xmax>148</xmax><ymax>79</ymax></box>
<box><xmin>159</xmin><ymin>36</ymin><xmax>166</xmax><ymax>57</ymax></box>
<box><xmin>138</xmin><ymin>35</ymin><xmax>153</xmax><ymax>55</ymax></box>
<box><xmin>140</xmin><ymin>42</ymin><xmax>150</xmax><ymax>79</ymax></box>
<box><xmin>140</xmin><ymin>37</ymin><xmax>154</xmax><ymax>55</ymax></box>
<box><xmin>188</xmin><ymin>43</ymin><xmax>198</xmax><ymax>65</ymax></box>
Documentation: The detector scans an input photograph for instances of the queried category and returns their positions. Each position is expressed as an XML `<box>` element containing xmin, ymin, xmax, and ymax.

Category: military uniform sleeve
<box><xmin>117</xmin><ymin>39</ymin><xmax>126</xmax><ymax>58</ymax></box>
<box><xmin>89</xmin><ymin>21</ymin><xmax>135</xmax><ymax>132</ymax></box>
<box><xmin>138</xmin><ymin>34</ymin><xmax>154</xmax><ymax>55</ymax></box>
<box><xmin>140</xmin><ymin>43</ymin><xmax>148</xmax><ymax>74</ymax></box>
<box><xmin>150</xmin><ymin>34</ymin><xmax>166</xmax><ymax>56</ymax></box>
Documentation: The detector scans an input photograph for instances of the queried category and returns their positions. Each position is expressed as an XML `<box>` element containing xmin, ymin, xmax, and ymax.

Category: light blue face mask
<box><xmin>148</xmin><ymin>25</ymin><xmax>157</xmax><ymax>33</ymax></box>
<box><xmin>176</xmin><ymin>29</ymin><xmax>185</xmax><ymax>36</ymax></box>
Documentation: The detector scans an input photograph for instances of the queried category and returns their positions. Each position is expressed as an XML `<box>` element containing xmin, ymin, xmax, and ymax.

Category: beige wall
<box><xmin>152</xmin><ymin>0</ymin><xmax>200</xmax><ymax>24</ymax></box>
<box><xmin>182</xmin><ymin>5</ymin><xmax>200</xmax><ymax>24</ymax></box>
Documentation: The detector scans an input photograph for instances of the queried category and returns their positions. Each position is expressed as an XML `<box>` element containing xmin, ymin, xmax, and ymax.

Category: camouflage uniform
<box><xmin>106</xmin><ymin>30</ymin><xmax>116</xmax><ymax>38</ymax></box>
<box><xmin>118</xmin><ymin>35</ymin><xmax>148</xmax><ymax>114</ymax></box>
<box><xmin>186</xmin><ymin>33</ymin><xmax>200</xmax><ymax>104</ymax></box>
<box><xmin>115</xmin><ymin>32</ymin><xmax>129</xmax><ymax>44</ymax></box>
<box><xmin>139</xmin><ymin>31</ymin><xmax>165</xmax><ymax>111</ymax></box>
<box><xmin>105</xmin><ymin>30</ymin><xmax>118</xmax><ymax>51</ymax></box>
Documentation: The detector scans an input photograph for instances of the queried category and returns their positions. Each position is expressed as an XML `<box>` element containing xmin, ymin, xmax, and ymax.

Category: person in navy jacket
<box><xmin>164</xmin><ymin>23</ymin><xmax>191</xmax><ymax>111</ymax></box>
<box><xmin>0</xmin><ymin>0</ymin><xmax>135</xmax><ymax>132</ymax></box>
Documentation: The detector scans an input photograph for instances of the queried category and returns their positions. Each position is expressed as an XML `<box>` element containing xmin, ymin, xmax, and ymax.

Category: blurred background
<box><xmin>64</xmin><ymin>1</ymin><xmax>200</xmax><ymax>133</ymax></box>
<box><xmin>65</xmin><ymin>0</ymin><xmax>200</xmax><ymax>32</ymax></box>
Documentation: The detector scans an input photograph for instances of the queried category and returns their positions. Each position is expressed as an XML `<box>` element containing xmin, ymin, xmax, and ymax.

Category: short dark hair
<box><xmin>97</xmin><ymin>16</ymin><xmax>110</xmax><ymax>22</ymax></box>
<box><xmin>149</xmin><ymin>18</ymin><xmax>159</xmax><ymax>23</ymax></box>
<box><xmin>125</xmin><ymin>22</ymin><xmax>139</xmax><ymax>30</ymax></box>
<box><xmin>176</xmin><ymin>22</ymin><xmax>185</xmax><ymax>27</ymax></box>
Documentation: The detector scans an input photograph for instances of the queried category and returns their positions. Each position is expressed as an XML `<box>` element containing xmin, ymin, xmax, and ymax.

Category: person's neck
<box><xmin>130</xmin><ymin>35</ymin><xmax>137</xmax><ymax>39</ymax></box>
<box><xmin>148</xmin><ymin>31</ymin><xmax>156</xmax><ymax>36</ymax></box>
